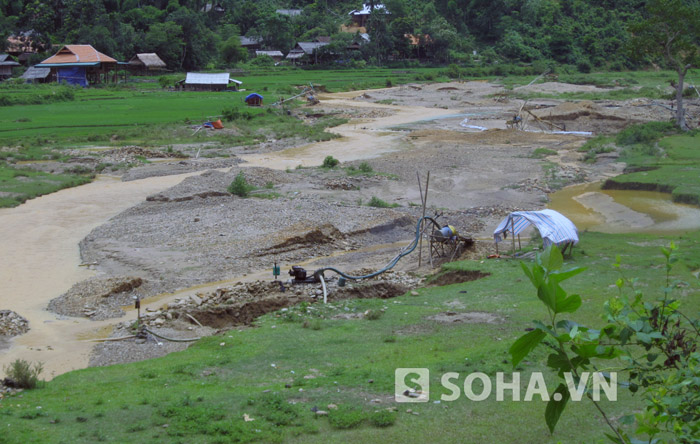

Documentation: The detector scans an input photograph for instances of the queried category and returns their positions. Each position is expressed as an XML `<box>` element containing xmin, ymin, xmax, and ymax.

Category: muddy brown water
<box><xmin>549</xmin><ymin>182</ymin><xmax>700</xmax><ymax>234</ymax></box>
<box><xmin>0</xmin><ymin>173</ymin><xmax>214</xmax><ymax>378</ymax></box>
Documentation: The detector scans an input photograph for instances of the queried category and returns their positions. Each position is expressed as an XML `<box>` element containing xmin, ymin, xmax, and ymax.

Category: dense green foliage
<box><xmin>2</xmin><ymin>0</ymin><xmax>697</xmax><ymax>71</ymax></box>
<box><xmin>511</xmin><ymin>243</ymin><xmax>699</xmax><ymax>443</ymax></box>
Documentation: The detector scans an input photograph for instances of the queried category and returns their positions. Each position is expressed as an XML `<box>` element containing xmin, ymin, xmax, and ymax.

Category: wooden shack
<box><xmin>128</xmin><ymin>53</ymin><xmax>166</xmax><ymax>74</ymax></box>
<box><xmin>245</xmin><ymin>93</ymin><xmax>263</xmax><ymax>106</ymax></box>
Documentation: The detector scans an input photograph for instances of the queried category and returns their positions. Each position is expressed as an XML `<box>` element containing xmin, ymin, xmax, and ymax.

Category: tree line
<box><xmin>0</xmin><ymin>0</ymin><xmax>698</xmax><ymax>76</ymax></box>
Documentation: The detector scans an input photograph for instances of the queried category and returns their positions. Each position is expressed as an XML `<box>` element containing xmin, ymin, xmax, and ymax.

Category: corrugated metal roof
<box><xmin>21</xmin><ymin>66</ymin><xmax>50</xmax><ymax>79</ymax></box>
<box><xmin>297</xmin><ymin>42</ymin><xmax>328</xmax><ymax>54</ymax></box>
<box><xmin>185</xmin><ymin>72</ymin><xmax>230</xmax><ymax>85</ymax></box>
<box><xmin>239</xmin><ymin>36</ymin><xmax>262</xmax><ymax>46</ymax></box>
<box><xmin>39</xmin><ymin>45</ymin><xmax>117</xmax><ymax>65</ymax></box>
<box><xmin>286</xmin><ymin>51</ymin><xmax>304</xmax><ymax>59</ymax></box>
<box><xmin>276</xmin><ymin>9</ymin><xmax>302</xmax><ymax>16</ymax></box>
<box><xmin>349</xmin><ymin>3</ymin><xmax>387</xmax><ymax>15</ymax></box>
<box><xmin>256</xmin><ymin>50</ymin><xmax>284</xmax><ymax>57</ymax></box>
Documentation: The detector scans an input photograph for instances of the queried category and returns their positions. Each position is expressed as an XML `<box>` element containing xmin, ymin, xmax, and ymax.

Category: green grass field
<box><xmin>604</xmin><ymin>132</ymin><xmax>700</xmax><ymax>205</ymax></box>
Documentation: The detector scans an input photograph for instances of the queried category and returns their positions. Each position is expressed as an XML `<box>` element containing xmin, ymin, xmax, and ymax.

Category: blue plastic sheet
<box><xmin>57</xmin><ymin>67</ymin><xmax>87</xmax><ymax>87</ymax></box>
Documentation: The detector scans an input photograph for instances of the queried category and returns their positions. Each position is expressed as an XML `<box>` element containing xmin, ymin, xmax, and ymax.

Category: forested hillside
<box><xmin>0</xmin><ymin>0</ymin><xmax>684</xmax><ymax>71</ymax></box>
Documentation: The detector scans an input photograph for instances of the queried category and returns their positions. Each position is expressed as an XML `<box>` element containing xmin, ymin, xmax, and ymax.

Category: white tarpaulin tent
<box><xmin>493</xmin><ymin>209</ymin><xmax>579</xmax><ymax>250</ymax></box>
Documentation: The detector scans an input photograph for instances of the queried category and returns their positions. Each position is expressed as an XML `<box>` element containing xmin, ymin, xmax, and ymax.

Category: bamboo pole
<box><xmin>511</xmin><ymin>218</ymin><xmax>516</xmax><ymax>254</ymax></box>
<box><xmin>417</xmin><ymin>171</ymin><xmax>430</xmax><ymax>267</ymax></box>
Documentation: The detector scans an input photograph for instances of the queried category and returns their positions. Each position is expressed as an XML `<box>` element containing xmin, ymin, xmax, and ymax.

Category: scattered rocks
<box><xmin>47</xmin><ymin>276</ymin><xmax>144</xmax><ymax>320</ymax></box>
<box><xmin>0</xmin><ymin>310</ymin><xmax>29</xmax><ymax>337</ymax></box>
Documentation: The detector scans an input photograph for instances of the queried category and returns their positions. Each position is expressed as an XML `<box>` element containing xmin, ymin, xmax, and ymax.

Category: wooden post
<box><xmin>518</xmin><ymin>234</ymin><xmax>521</xmax><ymax>250</ymax></box>
<box><xmin>511</xmin><ymin>218</ymin><xmax>516</xmax><ymax>254</ymax></box>
<box><xmin>417</xmin><ymin>171</ymin><xmax>430</xmax><ymax>268</ymax></box>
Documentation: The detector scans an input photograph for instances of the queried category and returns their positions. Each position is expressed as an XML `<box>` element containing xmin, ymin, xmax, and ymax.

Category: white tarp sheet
<box><xmin>493</xmin><ymin>209</ymin><xmax>579</xmax><ymax>247</ymax></box>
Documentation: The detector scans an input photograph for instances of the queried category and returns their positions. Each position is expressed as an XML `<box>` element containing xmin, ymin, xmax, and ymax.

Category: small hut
<box><xmin>493</xmin><ymin>209</ymin><xmax>579</xmax><ymax>255</ymax></box>
<box><xmin>21</xmin><ymin>66</ymin><xmax>51</xmax><ymax>83</ymax></box>
<box><xmin>0</xmin><ymin>54</ymin><xmax>20</xmax><ymax>79</ymax></box>
<box><xmin>181</xmin><ymin>73</ymin><xmax>242</xmax><ymax>91</ymax></box>
<box><xmin>245</xmin><ymin>93</ymin><xmax>263</xmax><ymax>106</ymax></box>
<box><xmin>128</xmin><ymin>53</ymin><xmax>166</xmax><ymax>74</ymax></box>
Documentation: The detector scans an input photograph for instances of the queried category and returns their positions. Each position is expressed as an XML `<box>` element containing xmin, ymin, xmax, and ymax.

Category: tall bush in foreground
<box><xmin>4</xmin><ymin>359</ymin><xmax>43</xmax><ymax>389</ymax></box>
<box><xmin>510</xmin><ymin>244</ymin><xmax>699</xmax><ymax>443</ymax></box>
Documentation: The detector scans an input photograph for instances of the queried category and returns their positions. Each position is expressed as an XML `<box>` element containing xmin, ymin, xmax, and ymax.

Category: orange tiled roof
<box><xmin>40</xmin><ymin>45</ymin><xmax>116</xmax><ymax>64</ymax></box>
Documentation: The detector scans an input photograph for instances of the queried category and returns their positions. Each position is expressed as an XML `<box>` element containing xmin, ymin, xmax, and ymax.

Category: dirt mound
<box><xmin>428</xmin><ymin>270</ymin><xmax>489</xmax><ymax>286</ymax></box>
<box><xmin>427</xmin><ymin>311</ymin><xmax>504</xmax><ymax>324</ymax></box>
<box><xmin>48</xmin><ymin>276</ymin><xmax>144</xmax><ymax>320</ymax></box>
<box><xmin>0</xmin><ymin>310</ymin><xmax>29</xmax><ymax>337</ymax></box>
<box><xmin>103</xmin><ymin>146</ymin><xmax>184</xmax><ymax>158</ymax></box>
<box><xmin>410</xmin><ymin>129</ymin><xmax>576</xmax><ymax>145</ymax></box>
<box><xmin>263</xmin><ymin>223</ymin><xmax>344</xmax><ymax>254</ymax></box>
<box><xmin>146</xmin><ymin>190</ymin><xmax>229</xmax><ymax>202</ymax></box>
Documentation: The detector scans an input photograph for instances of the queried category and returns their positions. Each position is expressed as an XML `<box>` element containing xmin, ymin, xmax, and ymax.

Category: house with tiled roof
<box><xmin>37</xmin><ymin>45</ymin><xmax>118</xmax><ymax>86</ymax></box>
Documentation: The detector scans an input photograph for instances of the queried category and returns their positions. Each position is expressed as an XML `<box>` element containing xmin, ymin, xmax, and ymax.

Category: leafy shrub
<box><xmin>510</xmin><ymin>244</ymin><xmax>700</xmax><ymax>443</ymax></box>
<box><xmin>364</xmin><ymin>309</ymin><xmax>384</xmax><ymax>320</ymax></box>
<box><xmin>158</xmin><ymin>76</ymin><xmax>172</xmax><ymax>89</ymax></box>
<box><xmin>227</xmin><ymin>172</ymin><xmax>254</xmax><ymax>197</ymax></box>
<box><xmin>445</xmin><ymin>63</ymin><xmax>464</xmax><ymax>79</ymax></box>
<box><xmin>367</xmin><ymin>197</ymin><xmax>397</xmax><ymax>208</ymax></box>
<box><xmin>358</xmin><ymin>162</ymin><xmax>373</xmax><ymax>173</ymax></box>
<box><xmin>370</xmin><ymin>410</ymin><xmax>397</xmax><ymax>427</ymax></box>
<box><xmin>385</xmin><ymin>78</ymin><xmax>393</xmax><ymax>87</ymax></box>
<box><xmin>328</xmin><ymin>406</ymin><xmax>366</xmax><ymax>429</ymax></box>
<box><xmin>221</xmin><ymin>107</ymin><xmax>240</xmax><ymax>122</ymax></box>
<box><xmin>322</xmin><ymin>155</ymin><xmax>339</xmax><ymax>168</ymax></box>
<box><xmin>254</xmin><ymin>393</ymin><xmax>301</xmax><ymax>427</ymax></box>
<box><xmin>3</xmin><ymin>359</ymin><xmax>43</xmax><ymax>389</ymax></box>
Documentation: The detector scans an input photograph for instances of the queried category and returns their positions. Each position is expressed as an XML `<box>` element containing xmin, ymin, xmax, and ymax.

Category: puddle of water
<box><xmin>549</xmin><ymin>182</ymin><xmax>700</xmax><ymax>234</ymax></box>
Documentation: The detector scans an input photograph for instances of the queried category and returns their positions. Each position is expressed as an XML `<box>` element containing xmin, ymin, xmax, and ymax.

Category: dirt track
<box><xmin>0</xmin><ymin>80</ymin><xmax>687</xmax><ymax>377</ymax></box>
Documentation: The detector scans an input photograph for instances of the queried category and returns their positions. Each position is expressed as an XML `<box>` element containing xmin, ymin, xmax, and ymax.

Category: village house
<box><xmin>5</xmin><ymin>31</ymin><xmax>49</xmax><ymax>65</ymax></box>
<box><xmin>37</xmin><ymin>45</ymin><xmax>118</xmax><ymax>86</ymax></box>
<box><xmin>0</xmin><ymin>54</ymin><xmax>20</xmax><ymax>79</ymax></box>
<box><xmin>348</xmin><ymin>3</ymin><xmax>388</xmax><ymax>28</ymax></box>
<box><xmin>285</xmin><ymin>41</ymin><xmax>329</xmax><ymax>65</ymax></box>
<box><xmin>20</xmin><ymin>66</ymin><xmax>51</xmax><ymax>83</ymax></box>
<box><xmin>239</xmin><ymin>36</ymin><xmax>263</xmax><ymax>56</ymax></box>
<box><xmin>128</xmin><ymin>53</ymin><xmax>167</xmax><ymax>75</ymax></box>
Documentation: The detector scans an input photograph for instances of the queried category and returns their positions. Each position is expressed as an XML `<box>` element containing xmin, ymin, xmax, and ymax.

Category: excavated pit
<box><xmin>428</xmin><ymin>270</ymin><xmax>490</xmax><ymax>286</ymax></box>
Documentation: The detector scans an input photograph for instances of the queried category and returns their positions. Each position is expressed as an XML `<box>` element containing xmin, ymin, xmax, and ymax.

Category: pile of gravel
<box><xmin>0</xmin><ymin>310</ymin><xmax>29</xmax><ymax>337</ymax></box>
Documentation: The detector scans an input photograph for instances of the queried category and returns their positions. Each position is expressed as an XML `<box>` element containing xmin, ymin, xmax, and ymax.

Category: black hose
<box><xmin>316</xmin><ymin>216</ymin><xmax>439</xmax><ymax>280</ymax></box>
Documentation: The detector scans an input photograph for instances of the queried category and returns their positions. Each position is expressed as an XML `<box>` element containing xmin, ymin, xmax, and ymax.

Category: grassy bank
<box><xmin>1</xmin><ymin>230</ymin><xmax>698</xmax><ymax>443</ymax></box>
<box><xmin>0</xmin><ymin>164</ymin><xmax>92</xmax><ymax>208</ymax></box>
<box><xmin>602</xmin><ymin>125</ymin><xmax>700</xmax><ymax>206</ymax></box>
